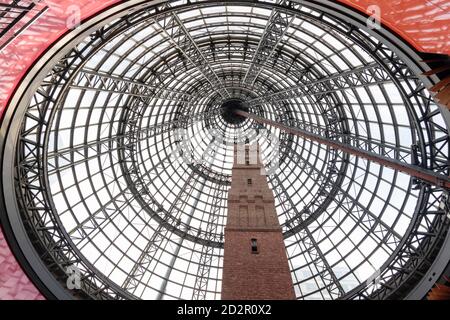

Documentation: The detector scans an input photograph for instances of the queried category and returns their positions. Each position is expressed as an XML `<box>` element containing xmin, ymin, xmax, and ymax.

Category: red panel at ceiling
<box><xmin>338</xmin><ymin>0</ymin><xmax>450</xmax><ymax>55</ymax></box>
<box><xmin>0</xmin><ymin>0</ymin><xmax>121</xmax><ymax>117</ymax></box>
<box><xmin>0</xmin><ymin>229</ymin><xmax>43</xmax><ymax>300</ymax></box>
<box><xmin>0</xmin><ymin>0</ymin><xmax>448</xmax><ymax>300</ymax></box>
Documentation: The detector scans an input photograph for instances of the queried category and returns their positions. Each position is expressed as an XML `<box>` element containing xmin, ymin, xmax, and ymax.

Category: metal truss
<box><xmin>14</xmin><ymin>57</ymin><xmax>134</xmax><ymax>300</ymax></box>
<box><xmin>273</xmin><ymin>137</ymin><xmax>443</xmax><ymax>300</ymax></box>
<box><xmin>71</xmin><ymin>69</ymin><xmax>194</xmax><ymax>104</ymax></box>
<box><xmin>153</xmin><ymin>11</ymin><xmax>230</xmax><ymax>99</ymax></box>
<box><xmin>3</xmin><ymin>0</ymin><xmax>449</xmax><ymax>301</ymax></box>
<box><xmin>192</xmin><ymin>175</ymin><xmax>225</xmax><ymax>299</ymax></box>
<box><xmin>272</xmin><ymin>174</ymin><xmax>346</xmax><ymax>299</ymax></box>
<box><xmin>117</xmin><ymin>92</ymin><xmax>224</xmax><ymax>248</ymax></box>
<box><xmin>265</xmin><ymin>98</ymin><xmax>349</xmax><ymax>299</ymax></box>
<box><xmin>241</xmin><ymin>100</ymin><xmax>449</xmax><ymax>299</ymax></box>
<box><xmin>277</xmin><ymin>136</ymin><xmax>349</xmax><ymax>237</ymax></box>
<box><xmin>121</xmin><ymin>169</ymin><xmax>199</xmax><ymax>297</ymax></box>
<box><xmin>248</xmin><ymin>63</ymin><xmax>392</xmax><ymax>106</ymax></box>
<box><xmin>238</xmin><ymin>109</ymin><xmax>450</xmax><ymax>189</ymax></box>
<box><xmin>242</xmin><ymin>5</ymin><xmax>294</xmax><ymax>87</ymax></box>
<box><xmin>269</xmin><ymin>119</ymin><xmax>405</xmax><ymax>299</ymax></box>
<box><xmin>279</xmin><ymin>140</ymin><xmax>405</xmax><ymax>244</ymax></box>
<box><xmin>45</xmin><ymin>110</ymin><xmax>216</xmax><ymax>175</ymax></box>
<box><xmin>343</xmin><ymin>187</ymin><xmax>449</xmax><ymax>300</ymax></box>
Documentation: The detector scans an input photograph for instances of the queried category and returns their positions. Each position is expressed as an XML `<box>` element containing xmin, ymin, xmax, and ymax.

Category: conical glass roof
<box><xmin>3</xmin><ymin>0</ymin><xmax>448</xmax><ymax>300</ymax></box>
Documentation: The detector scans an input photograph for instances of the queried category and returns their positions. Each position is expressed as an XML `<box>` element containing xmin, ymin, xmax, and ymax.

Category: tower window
<box><xmin>251</xmin><ymin>238</ymin><xmax>258</xmax><ymax>254</ymax></box>
<box><xmin>247</xmin><ymin>179</ymin><xmax>252</xmax><ymax>185</ymax></box>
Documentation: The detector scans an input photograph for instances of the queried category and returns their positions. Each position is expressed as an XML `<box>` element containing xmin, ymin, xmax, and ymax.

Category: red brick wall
<box><xmin>222</xmin><ymin>144</ymin><xmax>295</xmax><ymax>300</ymax></box>
<box><xmin>222</xmin><ymin>229</ymin><xmax>295</xmax><ymax>300</ymax></box>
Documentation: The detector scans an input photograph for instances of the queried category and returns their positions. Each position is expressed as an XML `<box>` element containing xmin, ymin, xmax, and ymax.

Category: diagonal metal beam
<box><xmin>119</xmin><ymin>170</ymin><xmax>202</xmax><ymax>297</ymax></box>
<box><xmin>236</xmin><ymin>110</ymin><xmax>450</xmax><ymax>189</ymax></box>
<box><xmin>278</xmin><ymin>140</ymin><xmax>404</xmax><ymax>245</ymax></box>
<box><xmin>192</xmin><ymin>140</ymin><xmax>224</xmax><ymax>300</ymax></box>
<box><xmin>45</xmin><ymin>110</ymin><xmax>218</xmax><ymax>174</ymax></box>
<box><xmin>247</xmin><ymin>63</ymin><xmax>391</xmax><ymax>106</ymax></box>
<box><xmin>154</xmin><ymin>13</ymin><xmax>230</xmax><ymax>99</ymax></box>
<box><xmin>124</xmin><ymin>170</ymin><xmax>201</xmax><ymax>297</ymax></box>
<box><xmin>71</xmin><ymin>69</ymin><xmax>193</xmax><ymax>103</ymax></box>
<box><xmin>272</xmin><ymin>174</ymin><xmax>346</xmax><ymax>298</ymax></box>
<box><xmin>67</xmin><ymin>153</ymin><xmax>180</xmax><ymax>247</ymax></box>
<box><xmin>47</xmin><ymin>109</ymin><xmax>215</xmax><ymax>159</ymax></box>
<box><xmin>242</xmin><ymin>7</ymin><xmax>294</xmax><ymax>87</ymax></box>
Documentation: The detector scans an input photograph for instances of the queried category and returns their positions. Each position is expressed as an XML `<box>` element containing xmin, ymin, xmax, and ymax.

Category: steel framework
<box><xmin>0</xmin><ymin>0</ymin><xmax>449</xmax><ymax>301</ymax></box>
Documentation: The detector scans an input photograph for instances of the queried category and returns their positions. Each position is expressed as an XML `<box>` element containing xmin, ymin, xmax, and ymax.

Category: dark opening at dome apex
<box><xmin>220</xmin><ymin>99</ymin><xmax>249</xmax><ymax>125</ymax></box>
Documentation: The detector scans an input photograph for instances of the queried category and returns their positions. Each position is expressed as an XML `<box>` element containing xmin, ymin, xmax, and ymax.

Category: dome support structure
<box><xmin>0</xmin><ymin>0</ymin><xmax>449</xmax><ymax>301</ymax></box>
<box><xmin>235</xmin><ymin>109</ymin><xmax>450</xmax><ymax>189</ymax></box>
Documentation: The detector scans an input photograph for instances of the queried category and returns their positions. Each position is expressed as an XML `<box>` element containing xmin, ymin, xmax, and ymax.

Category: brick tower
<box><xmin>221</xmin><ymin>143</ymin><xmax>295</xmax><ymax>300</ymax></box>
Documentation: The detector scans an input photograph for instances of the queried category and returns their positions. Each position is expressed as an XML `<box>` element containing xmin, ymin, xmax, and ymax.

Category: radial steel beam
<box><xmin>235</xmin><ymin>110</ymin><xmax>450</xmax><ymax>189</ymax></box>
<box><xmin>121</xmin><ymin>170</ymin><xmax>201</xmax><ymax>297</ymax></box>
<box><xmin>192</xmin><ymin>141</ymin><xmax>224</xmax><ymax>300</ymax></box>
<box><xmin>71</xmin><ymin>69</ymin><xmax>193</xmax><ymax>103</ymax></box>
<box><xmin>272</xmin><ymin>174</ymin><xmax>346</xmax><ymax>299</ymax></box>
<box><xmin>45</xmin><ymin>110</ymin><xmax>218</xmax><ymax>175</ymax></box>
<box><xmin>278</xmin><ymin>140</ymin><xmax>404</xmax><ymax>245</ymax></box>
<box><xmin>247</xmin><ymin>63</ymin><xmax>391</xmax><ymax>106</ymax></box>
<box><xmin>242</xmin><ymin>7</ymin><xmax>294</xmax><ymax>87</ymax></box>
<box><xmin>66</xmin><ymin>152</ymin><xmax>177</xmax><ymax>243</ymax></box>
<box><xmin>156</xmin><ymin>141</ymin><xmax>222</xmax><ymax>300</ymax></box>
<box><xmin>154</xmin><ymin>12</ymin><xmax>230</xmax><ymax>99</ymax></box>
<box><xmin>191</xmin><ymin>189</ymin><xmax>223</xmax><ymax>300</ymax></box>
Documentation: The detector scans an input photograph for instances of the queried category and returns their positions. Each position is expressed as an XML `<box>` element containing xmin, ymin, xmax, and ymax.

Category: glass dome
<box><xmin>2</xmin><ymin>0</ymin><xmax>449</xmax><ymax>300</ymax></box>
